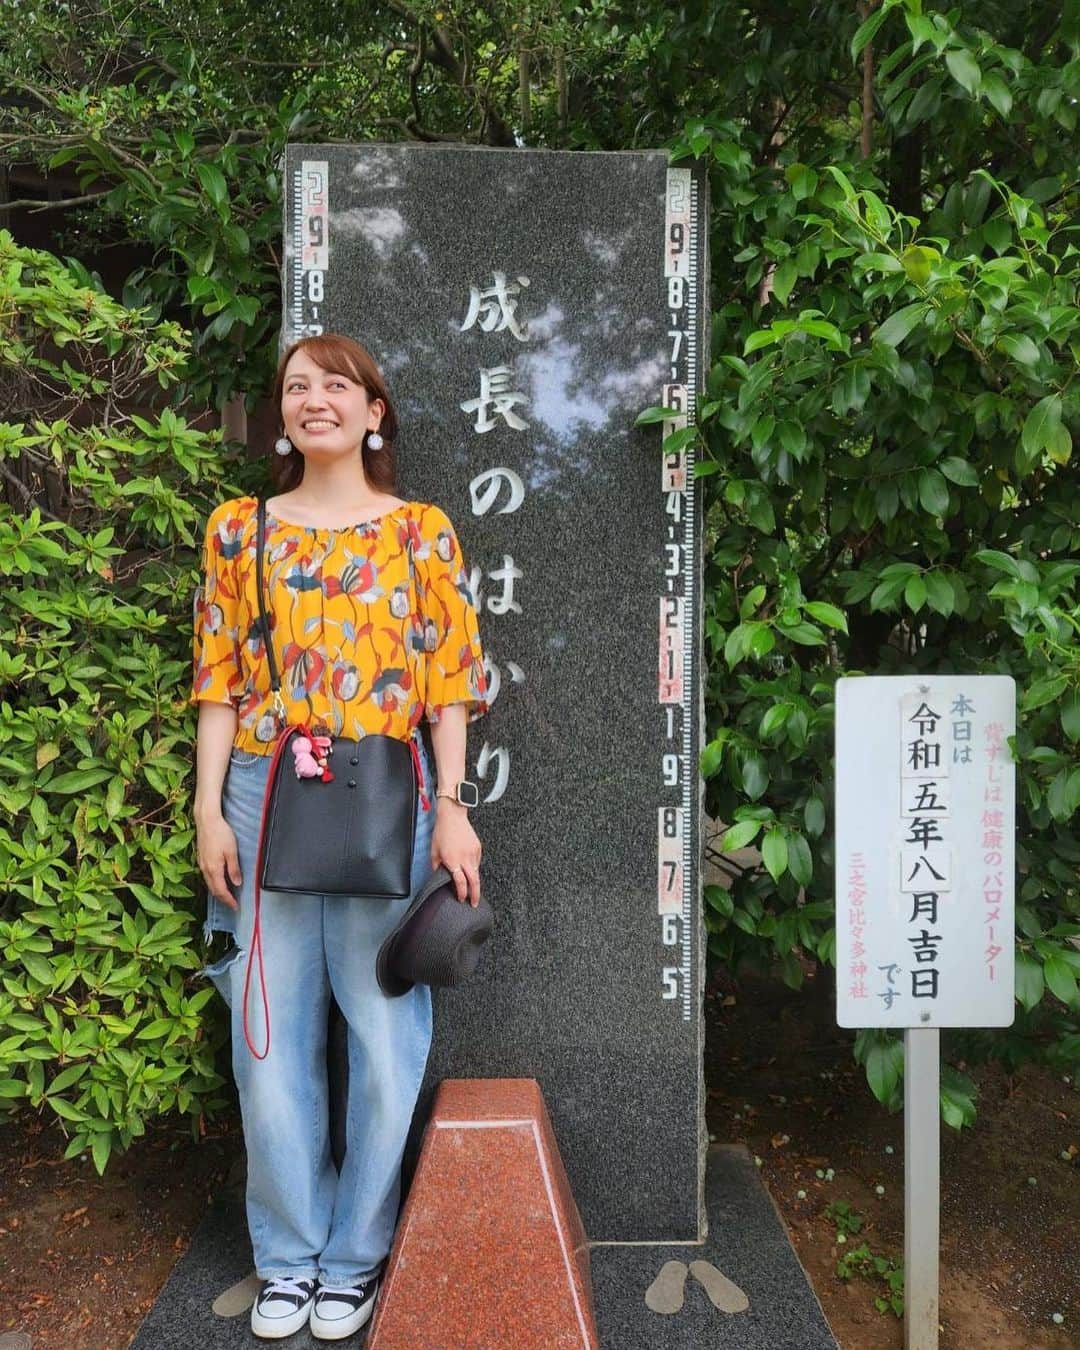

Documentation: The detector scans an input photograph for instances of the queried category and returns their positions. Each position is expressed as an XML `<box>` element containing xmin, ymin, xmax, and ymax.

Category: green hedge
<box><xmin>0</xmin><ymin>232</ymin><xmax>245</xmax><ymax>1172</ymax></box>
<box><xmin>659</xmin><ymin>99</ymin><xmax>1079</xmax><ymax>1122</ymax></box>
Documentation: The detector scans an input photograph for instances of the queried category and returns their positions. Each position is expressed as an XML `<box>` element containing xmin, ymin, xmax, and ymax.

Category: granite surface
<box><xmin>590</xmin><ymin>1146</ymin><xmax>838</xmax><ymax>1349</ymax></box>
<box><xmin>130</xmin><ymin>1142</ymin><xmax>836</xmax><ymax>1349</ymax></box>
<box><xmin>368</xmin><ymin>1078</ymin><xmax>597</xmax><ymax>1349</ymax></box>
<box><xmin>283</xmin><ymin>143</ymin><xmax>709</xmax><ymax>1241</ymax></box>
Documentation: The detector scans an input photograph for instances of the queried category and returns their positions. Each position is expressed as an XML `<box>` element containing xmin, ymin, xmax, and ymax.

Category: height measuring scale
<box><xmin>657</xmin><ymin>166</ymin><xmax>705</xmax><ymax>1023</ymax></box>
<box><xmin>290</xmin><ymin>159</ymin><xmax>329</xmax><ymax>341</ymax></box>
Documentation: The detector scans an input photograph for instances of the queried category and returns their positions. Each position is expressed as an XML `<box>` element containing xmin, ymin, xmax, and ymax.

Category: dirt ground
<box><xmin>705</xmin><ymin>969</ymin><xmax>1078</xmax><ymax>1349</ymax></box>
<box><xmin>1</xmin><ymin>969</ymin><xmax>1076</xmax><ymax>1349</ymax></box>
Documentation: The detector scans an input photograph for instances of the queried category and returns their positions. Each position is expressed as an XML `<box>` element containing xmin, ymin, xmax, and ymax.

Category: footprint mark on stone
<box><xmin>212</xmin><ymin>1272</ymin><xmax>262</xmax><ymax>1317</ymax></box>
<box><xmin>689</xmin><ymin>1258</ymin><xmax>750</xmax><ymax>1314</ymax></box>
<box><xmin>644</xmin><ymin>1259</ymin><xmax>688</xmax><ymax>1314</ymax></box>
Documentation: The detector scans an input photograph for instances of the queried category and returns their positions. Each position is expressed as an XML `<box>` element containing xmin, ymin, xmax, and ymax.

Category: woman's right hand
<box><xmin>196</xmin><ymin>811</ymin><xmax>242</xmax><ymax>912</ymax></box>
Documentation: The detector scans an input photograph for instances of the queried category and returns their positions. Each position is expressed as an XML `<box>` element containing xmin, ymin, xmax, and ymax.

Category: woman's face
<box><xmin>280</xmin><ymin>350</ymin><xmax>385</xmax><ymax>460</ymax></box>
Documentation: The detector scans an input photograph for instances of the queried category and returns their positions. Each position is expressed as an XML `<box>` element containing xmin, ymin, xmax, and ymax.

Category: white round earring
<box><xmin>367</xmin><ymin>430</ymin><xmax>384</xmax><ymax>450</ymax></box>
<box><xmin>274</xmin><ymin>436</ymin><xmax>293</xmax><ymax>457</ymax></box>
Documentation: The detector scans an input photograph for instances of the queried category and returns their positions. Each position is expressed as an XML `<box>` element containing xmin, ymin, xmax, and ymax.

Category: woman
<box><xmin>190</xmin><ymin>333</ymin><xmax>488</xmax><ymax>1340</ymax></box>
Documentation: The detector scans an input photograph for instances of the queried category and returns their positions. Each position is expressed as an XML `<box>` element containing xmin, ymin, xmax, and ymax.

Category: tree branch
<box><xmin>0</xmin><ymin>460</ymin><xmax>65</xmax><ymax>523</ymax></box>
<box><xmin>3</xmin><ymin>190</ymin><xmax>112</xmax><ymax>213</ymax></box>
<box><xmin>857</xmin><ymin>1</ymin><xmax>876</xmax><ymax>159</ymax></box>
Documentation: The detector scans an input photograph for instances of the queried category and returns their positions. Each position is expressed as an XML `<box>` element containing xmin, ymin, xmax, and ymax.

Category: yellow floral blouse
<box><xmin>189</xmin><ymin>495</ymin><xmax>489</xmax><ymax>753</ymax></box>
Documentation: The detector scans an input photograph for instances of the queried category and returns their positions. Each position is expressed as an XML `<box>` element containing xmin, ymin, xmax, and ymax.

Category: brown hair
<box><xmin>268</xmin><ymin>334</ymin><xmax>399</xmax><ymax>493</ymax></box>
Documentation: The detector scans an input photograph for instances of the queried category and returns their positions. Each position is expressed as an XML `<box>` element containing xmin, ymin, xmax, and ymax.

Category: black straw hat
<box><xmin>376</xmin><ymin>865</ymin><xmax>494</xmax><ymax>997</ymax></box>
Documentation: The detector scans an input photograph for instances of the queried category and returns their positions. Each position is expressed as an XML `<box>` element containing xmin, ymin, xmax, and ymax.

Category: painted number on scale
<box><xmin>659</xmin><ymin>596</ymin><xmax>685</xmax><ymax>704</ymax></box>
<box><xmin>665</xmin><ymin>170</ymin><xmax>691</xmax><ymax>280</ymax></box>
<box><xmin>301</xmin><ymin>162</ymin><xmax>329</xmax><ymax>271</ymax></box>
<box><xmin>658</xmin><ymin>806</ymin><xmax>684</xmax><ymax>916</ymax></box>
<box><xmin>661</xmin><ymin>383</ymin><xmax>688</xmax><ymax>492</ymax></box>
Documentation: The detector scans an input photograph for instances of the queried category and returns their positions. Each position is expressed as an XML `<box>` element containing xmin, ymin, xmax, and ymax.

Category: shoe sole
<box><xmin>309</xmin><ymin>1298</ymin><xmax>376</xmax><ymax>1341</ymax></box>
<box><xmin>251</xmin><ymin>1300</ymin><xmax>315</xmax><ymax>1339</ymax></box>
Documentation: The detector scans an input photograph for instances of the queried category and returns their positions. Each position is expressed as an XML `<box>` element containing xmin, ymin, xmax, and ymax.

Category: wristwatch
<box><xmin>435</xmin><ymin>780</ymin><xmax>480</xmax><ymax>808</ymax></box>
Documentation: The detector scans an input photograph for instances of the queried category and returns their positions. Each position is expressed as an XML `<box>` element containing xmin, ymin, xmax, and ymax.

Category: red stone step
<box><xmin>368</xmin><ymin>1078</ymin><xmax>599</xmax><ymax>1349</ymax></box>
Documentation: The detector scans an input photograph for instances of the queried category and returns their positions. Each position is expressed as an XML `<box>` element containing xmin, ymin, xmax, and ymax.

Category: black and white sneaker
<box><xmin>309</xmin><ymin>1275</ymin><xmax>380</xmax><ymax>1340</ymax></box>
<box><xmin>250</xmin><ymin>1274</ymin><xmax>318</xmax><ymax>1339</ymax></box>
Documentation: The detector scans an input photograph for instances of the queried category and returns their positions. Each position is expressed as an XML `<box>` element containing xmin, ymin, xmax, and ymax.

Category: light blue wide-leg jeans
<box><xmin>200</xmin><ymin>738</ymin><xmax>435</xmax><ymax>1287</ymax></box>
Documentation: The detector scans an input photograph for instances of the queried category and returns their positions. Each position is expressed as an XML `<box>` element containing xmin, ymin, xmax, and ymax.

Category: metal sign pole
<box><xmin>904</xmin><ymin>1027</ymin><xmax>939</xmax><ymax>1349</ymax></box>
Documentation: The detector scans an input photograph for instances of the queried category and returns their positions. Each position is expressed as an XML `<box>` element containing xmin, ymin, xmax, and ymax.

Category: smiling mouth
<box><xmin>302</xmin><ymin>420</ymin><xmax>339</xmax><ymax>430</ymax></box>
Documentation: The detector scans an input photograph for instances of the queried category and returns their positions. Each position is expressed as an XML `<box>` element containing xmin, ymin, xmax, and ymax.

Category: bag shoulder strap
<box><xmin>254</xmin><ymin>495</ymin><xmax>282</xmax><ymax>695</ymax></box>
<box><xmin>403</xmin><ymin>507</ymin><xmax>422</xmax><ymax>710</ymax></box>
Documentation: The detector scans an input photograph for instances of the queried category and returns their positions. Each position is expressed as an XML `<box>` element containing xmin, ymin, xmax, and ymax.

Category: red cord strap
<box><xmin>409</xmin><ymin>736</ymin><xmax>432</xmax><ymax>814</ymax></box>
<box><xmin>241</xmin><ymin>727</ymin><xmax>430</xmax><ymax>1060</ymax></box>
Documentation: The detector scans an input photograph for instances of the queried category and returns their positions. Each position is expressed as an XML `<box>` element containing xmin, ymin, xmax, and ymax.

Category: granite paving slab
<box><xmin>131</xmin><ymin>1144</ymin><xmax>835</xmax><ymax>1349</ymax></box>
<box><xmin>590</xmin><ymin>1145</ymin><xmax>838</xmax><ymax>1349</ymax></box>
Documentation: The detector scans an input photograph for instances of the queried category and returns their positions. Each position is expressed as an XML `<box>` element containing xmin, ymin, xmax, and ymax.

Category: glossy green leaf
<box><xmin>865</xmin><ymin>1037</ymin><xmax>903</xmax><ymax>1105</ymax></box>
<box><xmin>195</xmin><ymin>161</ymin><xmax>228</xmax><ymax>206</ymax></box>
<box><xmin>772</xmin><ymin>259</ymin><xmax>798</xmax><ymax>305</ymax></box>
<box><xmin>787</xmin><ymin>832</ymin><xmax>813</xmax><ymax>886</ymax></box>
<box><xmin>1062</xmin><ymin>692</ymin><xmax>1080</xmax><ymax>743</ymax></box>
<box><xmin>873</xmin><ymin>303</ymin><xmax>927</xmax><ymax>348</ymax></box>
<box><xmin>92</xmin><ymin>1131</ymin><xmax>113</xmax><ymax>1176</ymax></box>
<box><xmin>1043</xmin><ymin>956</ymin><xmax>1079</xmax><ymax>1007</ymax></box>
<box><xmin>918</xmin><ymin>468</ymin><xmax>950</xmax><ymax>516</ymax></box>
<box><xmin>850</xmin><ymin>0</ymin><xmax>894</xmax><ymax>61</ymax></box>
<box><xmin>804</xmin><ymin>796</ymin><xmax>826</xmax><ymax>837</ymax></box>
<box><xmin>805</xmin><ymin>601</ymin><xmax>848</xmax><ymax>633</ymax></box>
<box><xmin>762</xmin><ymin>829</ymin><xmax>789</xmax><ymax>881</ymax></box>
<box><xmin>1014</xmin><ymin>951</ymin><xmax>1045</xmax><ymax>1012</ymax></box>
<box><xmin>901</xmin><ymin>245</ymin><xmax>938</xmax><ymax>285</ymax></box>
<box><xmin>945</xmin><ymin>48</ymin><xmax>981</xmax><ymax>96</ymax></box>
<box><xmin>981</xmin><ymin>71</ymin><xmax>1012</xmax><ymax>117</ymax></box>
<box><xmin>635</xmin><ymin>405</ymin><xmax>683</xmax><ymax>425</ymax></box>
<box><xmin>721</xmin><ymin>820</ymin><xmax>763</xmax><ymax>851</ymax></box>
<box><xmin>700</xmin><ymin>736</ymin><xmax>726</xmax><ymax>778</ymax></box>
<box><xmin>742</xmin><ymin>756</ymin><xmax>769</xmax><ymax>800</ymax></box>
<box><xmin>938</xmin><ymin>457</ymin><xmax>979</xmax><ymax>487</ymax></box>
<box><xmin>21</xmin><ymin>954</ymin><xmax>53</xmax><ymax>984</ymax></box>
<box><xmin>705</xmin><ymin>885</ymin><xmax>734</xmax><ymax>920</ymax></box>
<box><xmin>1021</xmin><ymin>674</ymin><xmax>1068</xmax><ymax>711</ymax></box>
<box><xmin>44</xmin><ymin>769</ymin><xmax>114</xmax><ymax>794</ymax></box>
<box><xmin>905</xmin><ymin>575</ymin><xmax>927</xmax><ymax>611</ymax></box>
<box><xmin>999</xmin><ymin>334</ymin><xmax>1040</xmax><ymax>368</ymax></box>
<box><xmin>1021</xmin><ymin>395</ymin><xmax>1062</xmax><ymax>458</ymax></box>
<box><xmin>940</xmin><ymin>1068</ymin><xmax>978</xmax><ymax>1130</ymax></box>
<box><xmin>923</xmin><ymin>572</ymin><xmax>955</xmax><ymax>616</ymax></box>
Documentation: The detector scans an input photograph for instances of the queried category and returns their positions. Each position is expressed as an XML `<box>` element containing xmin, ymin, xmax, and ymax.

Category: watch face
<box><xmin>458</xmin><ymin>781</ymin><xmax>479</xmax><ymax>808</ymax></box>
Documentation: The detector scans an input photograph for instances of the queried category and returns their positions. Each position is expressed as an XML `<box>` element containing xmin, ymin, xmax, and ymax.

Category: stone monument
<box><xmin>283</xmin><ymin>143</ymin><xmax>708</xmax><ymax>1241</ymax></box>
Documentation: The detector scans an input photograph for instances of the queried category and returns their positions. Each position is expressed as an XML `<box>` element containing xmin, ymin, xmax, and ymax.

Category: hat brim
<box><xmin>376</xmin><ymin>865</ymin><xmax>457</xmax><ymax>997</ymax></box>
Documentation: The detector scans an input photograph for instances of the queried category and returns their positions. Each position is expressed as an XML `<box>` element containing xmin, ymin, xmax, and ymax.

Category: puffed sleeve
<box><xmin>189</xmin><ymin>502</ymin><xmax>247</xmax><ymax>707</ymax></box>
<box><xmin>411</xmin><ymin>504</ymin><xmax>489</xmax><ymax>725</ymax></box>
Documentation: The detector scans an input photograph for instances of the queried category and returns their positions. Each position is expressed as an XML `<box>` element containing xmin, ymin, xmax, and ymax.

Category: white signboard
<box><xmin>836</xmin><ymin>676</ymin><xmax>1016</xmax><ymax>1029</ymax></box>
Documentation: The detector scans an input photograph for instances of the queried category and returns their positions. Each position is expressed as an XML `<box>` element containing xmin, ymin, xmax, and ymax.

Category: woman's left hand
<box><xmin>431</xmin><ymin>802</ymin><xmax>482</xmax><ymax>907</ymax></box>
